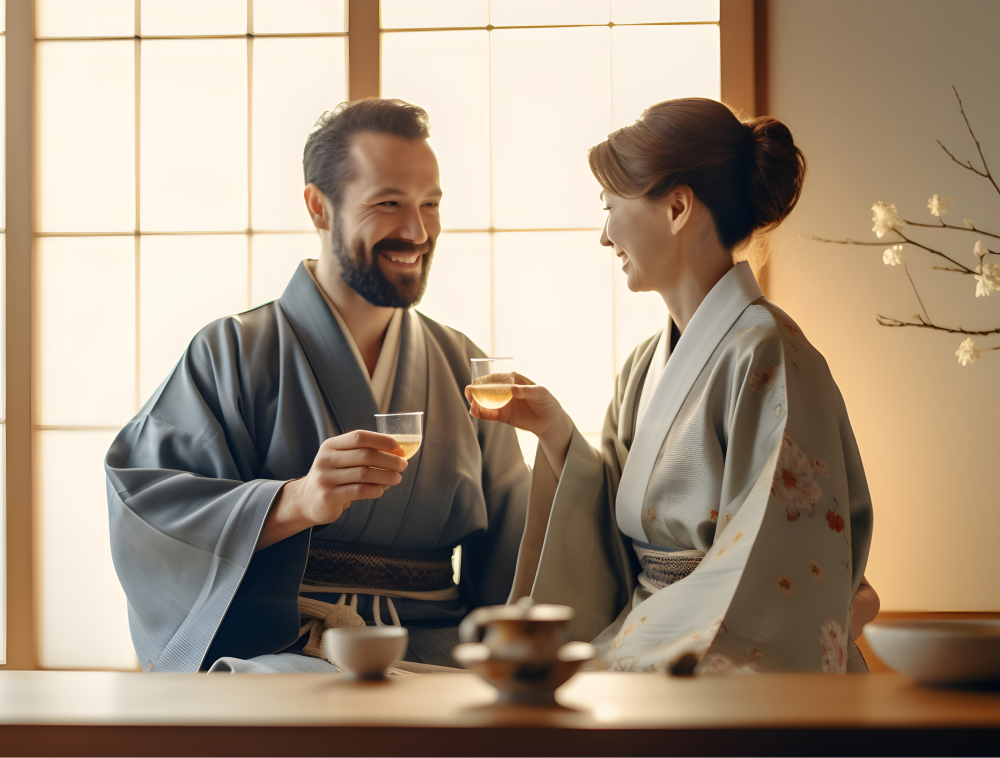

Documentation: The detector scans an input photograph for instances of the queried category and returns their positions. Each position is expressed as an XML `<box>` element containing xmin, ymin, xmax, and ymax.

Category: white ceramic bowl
<box><xmin>863</xmin><ymin>620</ymin><xmax>1000</xmax><ymax>685</ymax></box>
<box><xmin>322</xmin><ymin>626</ymin><xmax>408</xmax><ymax>679</ymax></box>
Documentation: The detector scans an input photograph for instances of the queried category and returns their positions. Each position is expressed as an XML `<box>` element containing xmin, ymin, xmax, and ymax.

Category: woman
<box><xmin>468</xmin><ymin>98</ymin><xmax>878</xmax><ymax>673</ymax></box>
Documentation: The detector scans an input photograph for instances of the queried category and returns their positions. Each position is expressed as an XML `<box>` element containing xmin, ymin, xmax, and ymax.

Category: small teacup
<box><xmin>458</xmin><ymin>597</ymin><xmax>574</xmax><ymax>664</ymax></box>
<box><xmin>322</xmin><ymin>626</ymin><xmax>408</xmax><ymax>679</ymax></box>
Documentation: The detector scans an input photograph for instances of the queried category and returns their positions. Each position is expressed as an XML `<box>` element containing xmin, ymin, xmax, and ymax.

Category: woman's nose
<box><xmin>600</xmin><ymin>219</ymin><xmax>611</xmax><ymax>247</ymax></box>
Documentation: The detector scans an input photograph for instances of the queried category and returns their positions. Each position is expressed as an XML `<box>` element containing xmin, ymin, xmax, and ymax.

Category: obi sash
<box><xmin>296</xmin><ymin>541</ymin><xmax>459</xmax><ymax>658</ymax></box>
<box><xmin>632</xmin><ymin>539</ymin><xmax>705</xmax><ymax>593</ymax></box>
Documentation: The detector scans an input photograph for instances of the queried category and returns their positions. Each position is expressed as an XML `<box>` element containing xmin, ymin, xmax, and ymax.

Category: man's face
<box><xmin>332</xmin><ymin>132</ymin><xmax>442</xmax><ymax>308</ymax></box>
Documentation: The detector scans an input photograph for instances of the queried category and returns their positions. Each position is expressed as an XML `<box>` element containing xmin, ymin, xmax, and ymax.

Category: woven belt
<box><xmin>299</xmin><ymin>542</ymin><xmax>459</xmax><ymax>600</ymax></box>
<box><xmin>632</xmin><ymin>540</ymin><xmax>705</xmax><ymax>592</ymax></box>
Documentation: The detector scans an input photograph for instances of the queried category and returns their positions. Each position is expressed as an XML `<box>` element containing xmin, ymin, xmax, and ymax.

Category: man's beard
<box><xmin>332</xmin><ymin>226</ymin><xmax>434</xmax><ymax>308</ymax></box>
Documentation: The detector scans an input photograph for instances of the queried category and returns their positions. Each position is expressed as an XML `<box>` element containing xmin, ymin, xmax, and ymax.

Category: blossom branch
<box><xmin>875</xmin><ymin>314</ymin><xmax>1000</xmax><ymax>337</ymax></box>
<box><xmin>807</xmin><ymin>234</ymin><xmax>975</xmax><ymax>274</ymax></box>
<box><xmin>902</xmin><ymin>260</ymin><xmax>931</xmax><ymax>322</ymax></box>
<box><xmin>937</xmin><ymin>85</ymin><xmax>1000</xmax><ymax>200</ymax></box>
<box><xmin>904</xmin><ymin>219</ymin><xmax>1000</xmax><ymax>242</ymax></box>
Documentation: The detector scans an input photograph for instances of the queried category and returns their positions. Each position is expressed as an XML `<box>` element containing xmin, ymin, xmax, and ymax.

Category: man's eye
<box><xmin>380</xmin><ymin>201</ymin><xmax>399</xmax><ymax>207</ymax></box>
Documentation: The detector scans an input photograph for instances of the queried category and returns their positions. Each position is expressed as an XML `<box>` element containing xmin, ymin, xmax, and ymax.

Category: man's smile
<box><xmin>378</xmin><ymin>250</ymin><xmax>424</xmax><ymax>269</ymax></box>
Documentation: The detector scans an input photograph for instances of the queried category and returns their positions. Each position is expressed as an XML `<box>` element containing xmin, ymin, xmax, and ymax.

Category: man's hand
<box><xmin>257</xmin><ymin>430</ymin><xmax>408</xmax><ymax>550</ymax></box>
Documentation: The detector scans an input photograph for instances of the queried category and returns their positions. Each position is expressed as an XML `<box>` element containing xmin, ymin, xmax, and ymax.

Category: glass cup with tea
<box><xmin>469</xmin><ymin>357</ymin><xmax>516</xmax><ymax>410</ymax></box>
<box><xmin>374</xmin><ymin>411</ymin><xmax>423</xmax><ymax>460</ymax></box>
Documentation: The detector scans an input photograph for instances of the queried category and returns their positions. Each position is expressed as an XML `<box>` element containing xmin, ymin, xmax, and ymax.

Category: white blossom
<box><xmin>871</xmin><ymin>201</ymin><xmax>904</xmax><ymax>238</ymax></box>
<box><xmin>964</xmin><ymin>218</ymin><xmax>975</xmax><ymax>229</ymax></box>
<box><xmin>956</xmin><ymin>338</ymin><xmax>980</xmax><ymax>366</ymax></box>
<box><xmin>974</xmin><ymin>240</ymin><xmax>987</xmax><ymax>260</ymax></box>
<box><xmin>882</xmin><ymin>244</ymin><xmax>903</xmax><ymax>266</ymax></box>
<box><xmin>974</xmin><ymin>261</ymin><xmax>1000</xmax><ymax>297</ymax></box>
<box><xmin>927</xmin><ymin>194</ymin><xmax>953</xmax><ymax>217</ymax></box>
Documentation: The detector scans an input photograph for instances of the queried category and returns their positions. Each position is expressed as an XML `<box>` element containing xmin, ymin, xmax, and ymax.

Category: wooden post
<box><xmin>720</xmin><ymin>0</ymin><xmax>756</xmax><ymax>119</ymax></box>
<box><xmin>348</xmin><ymin>0</ymin><xmax>380</xmax><ymax>101</ymax></box>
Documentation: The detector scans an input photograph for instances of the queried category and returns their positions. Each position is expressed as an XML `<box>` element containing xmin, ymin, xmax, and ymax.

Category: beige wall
<box><xmin>765</xmin><ymin>0</ymin><xmax>1000</xmax><ymax>610</ymax></box>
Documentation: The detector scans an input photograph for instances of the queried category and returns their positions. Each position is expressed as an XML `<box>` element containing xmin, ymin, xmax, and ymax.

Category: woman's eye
<box><xmin>424</xmin><ymin>202</ymin><xmax>439</xmax><ymax>209</ymax></box>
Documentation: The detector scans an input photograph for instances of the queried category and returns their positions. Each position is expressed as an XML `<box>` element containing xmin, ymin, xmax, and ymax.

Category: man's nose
<box><xmin>600</xmin><ymin>218</ymin><xmax>612</xmax><ymax>247</ymax></box>
<box><xmin>397</xmin><ymin>206</ymin><xmax>428</xmax><ymax>244</ymax></box>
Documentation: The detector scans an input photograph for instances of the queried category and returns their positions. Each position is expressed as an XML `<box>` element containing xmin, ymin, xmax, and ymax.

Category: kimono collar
<box><xmin>277</xmin><ymin>262</ymin><xmax>386</xmax><ymax>435</ymax></box>
<box><xmin>615</xmin><ymin>261</ymin><xmax>764</xmax><ymax>542</ymax></box>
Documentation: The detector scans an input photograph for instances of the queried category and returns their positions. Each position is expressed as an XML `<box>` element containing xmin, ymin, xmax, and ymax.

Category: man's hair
<box><xmin>303</xmin><ymin>98</ymin><xmax>431</xmax><ymax>210</ymax></box>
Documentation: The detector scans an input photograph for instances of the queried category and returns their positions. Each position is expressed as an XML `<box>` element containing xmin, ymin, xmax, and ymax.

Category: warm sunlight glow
<box><xmin>38</xmin><ymin>430</ymin><xmax>137</xmax><ymax>670</ymax></box>
<box><xmin>491</xmin><ymin>27</ymin><xmax>610</xmax><ymax>230</ymax></box>
<box><xmin>250</xmin><ymin>233</ymin><xmax>317</xmax><ymax>307</ymax></box>
<box><xmin>140</xmin><ymin>40</ymin><xmax>248</xmax><ymax>231</ymax></box>
<box><xmin>417</xmin><ymin>232</ymin><xmax>492</xmax><ymax>353</ymax></box>
<box><xmin>37</xmin><ymin>41</ymin><xmax>135</xmax><ymax>232</ymax></box>
<box><xmin>493</xmin><ymin>231</ymin><xmax>614</xmax><ymax>433</ymax></box>
<box><xmin>252</xmin><ymin>0</ymin><xmax>346</xmax><ymax>33</ymax></box>
<box><xmin>36</xmin><ymin>0</ymin><xmax>134</xmax><ymax>37</ymax></box>
<box><xmin>382</xmin><ymin>31</ymin><xmax>490</xmax><ymax>230</ymax></box>
<box><xmin>489</xmin><ymin>0</ymin><xmax>610</xmax><ymax>26</ymax></box>
<box><xmin>37</xmin><ymin>237</ymin><xmax>136</xmax><ymax>426</ymax></box>
<box><xmin>252</xmin><ymin>37</ymin><xmax>347</xmax><ymax>230</ymax></box>
<box><xmin>139</xmin><ymin>235</ymin><xmax>248</xmax><ymax>402</ymax></box>
<box><xmin>612</xmin><ymin>24</ymin><xmax>721</xmax><ymax>128</ymax></box>
<box><xmin>380</xmin><ymin>0</ymin><xmax>488</xmax><ymax>29</ymax></box>
<box><xmin>612</xmin><ymin>0</ymin><xmax>719</xmax><ymax>23</ymax></box>
<box><xmin>141</xmin><ymin>0</ymin><xmax>247</xmax><ymax>36</ymax></box>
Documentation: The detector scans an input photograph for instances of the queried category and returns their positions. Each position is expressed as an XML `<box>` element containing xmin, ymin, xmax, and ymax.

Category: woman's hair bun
<box><xmin>588</xmin><ymin>98</ymin><xmax>806</xmax><ymax>253</ymax></box>
<box><xmin>743</xmin><ymin>116</ymin><xmax>806</xmax><ymax>233</ymax></box>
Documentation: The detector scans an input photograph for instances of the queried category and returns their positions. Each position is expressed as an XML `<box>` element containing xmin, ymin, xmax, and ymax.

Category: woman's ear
<box><xmin>667</xmin><ymin>186</ymin><xmax>696</xmax><ymax>235</ymax></box>
<box><xmin>303</xmin><ymin>183</ymin><xmax>331</xmax><ymax>231</ymax></box>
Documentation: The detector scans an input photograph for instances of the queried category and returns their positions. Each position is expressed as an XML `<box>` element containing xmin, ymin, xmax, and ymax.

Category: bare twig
<box><xmin>901</xmin><ymin>260</ymin><xmax>931</xmax><ymax>322</ymax></box>
<box><xmin>876</xmin><ymin>314</ymin><xmax>1000</xmax><ymax>337</ymax></box>
<box><xmin>939</xmin><ymin>85</ymin><xmax>1000</xmax><ymax>200</ymax></box>
<box><xmin>807</xmin><ymin>233</ymin><xmax>975</xmax><ymax>274</ymax></box>
<box><xmin>932</xmin><ymin>266</ymin><xmax>967</xmax><ymax>273</ymax></box>
<box><xmin>905</xmin><ymin>219</ymin><xmax>1000</xmax><ymax>242</ymax></box>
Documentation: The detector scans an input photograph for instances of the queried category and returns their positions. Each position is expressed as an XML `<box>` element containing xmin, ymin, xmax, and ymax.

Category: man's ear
<box><xmin>667</xmin><ymin>186</ymin><xmax>696</xmax><ymax>235</ymax></box>
<box><xmin>303</xmin><ymin>183</ymin><xmax>332</xmax><ymax>231</ymax></box>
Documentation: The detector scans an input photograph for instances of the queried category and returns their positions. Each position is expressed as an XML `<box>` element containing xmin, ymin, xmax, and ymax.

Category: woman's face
<box><xmin>600</xmin><ymin>189</ymin><xmax>680</xmax><ymax>293</ymax></box>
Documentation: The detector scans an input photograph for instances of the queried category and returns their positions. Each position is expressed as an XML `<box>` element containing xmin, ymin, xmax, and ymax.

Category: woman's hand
<box><xmin>466</xmin><ymin>373</ymin><xmax>574</xmax><ymax>475</ymax></box>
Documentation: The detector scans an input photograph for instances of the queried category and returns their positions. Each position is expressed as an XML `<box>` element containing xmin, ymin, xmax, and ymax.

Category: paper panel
<box><xmin>382</xmin><ymin>31</ymin><xmax>490</xmax><ymax>230</ymax></box>
<box><xmin>493</xmin><ymin>231</ymin><xmax>614</xmax><ymax>434</ymax></box>
<box><xmin>417</xmin><ymin>232</ymin><xmax>492</xmax><ymax>353</ymax></box>
<box><xmin>141</xmin><ymin>0</ymin><xmax>246</xmax><ymax>35</ymax></box>
<box><xmin>37</xmin><ymin>41</ymin><xmax>135</xmax><ymax>233</ymax></box>
<box><xmin>38</xmin><ymin>429</ymin><xmax>138</xmax><ymax>670</ymax></box>
<box><xmin>611</xmin><ymin>24</ymin><xmax>721</xmax><ymax>129</ymax></box>
<box><xmin>37</xmin><ymin>237</ymin><xmax>137</xmax><ymax>426</ymax></box>
<box><xmin>140</xmin><ymin>39</ymin><xmax>247</xmax><ymax>232</ymax></box>
<box><xmin>252</xmin><ymin>37</ymin><xmax>347</xmax><ymax>231</ymax></box>
<box><xmin>250</xmin><ymin>233</ymin><xmax>317</xmax><ymax>307</ymax></box>
<box><xmin>490</xmin><ymin>27</ymin><xmax>610</xmax><ymax>230</ymax></box>
<box><xmin>36</xmin><ymin>0</ymin><xmax>134</xmax><ymax>37</ymax></box>
<box><xmin>489</xmin><ymin>0</ymin><xmax>610</xmax><ymax>27</ymax></box>
<box><xmin>380</xmin><ymin>0</ymin><xmax>488</xmax><ymax>29</ymax></box>
<box><xmin>139</xmin><ymin>234</ymin><xmax>248</xmax><ymax>402</ymax></box>
<box><xmin>613</xmin><ymin>255</ymin><xmax>668</xmax><ymax>372</ymax></box>
<box><xmin>253</xmin><ymin>0</ymin><xmax>346</xmax><ymax>33</ymax></box>
<box><xmin>612</xmin><ymin>0</ymin><xmax>719</xmax><ymax>24</ymax></box>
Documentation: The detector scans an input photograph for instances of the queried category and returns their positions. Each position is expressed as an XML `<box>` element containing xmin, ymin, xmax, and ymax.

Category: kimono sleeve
<box><xmin>105</xmin><ymin>317</ymin><xmax>299</xmax><ymax>673</ymax></box>
<box><xmin>604</xmin><ymin>320</ymin><xmax>873</xmax><ymax>673</ymax></box>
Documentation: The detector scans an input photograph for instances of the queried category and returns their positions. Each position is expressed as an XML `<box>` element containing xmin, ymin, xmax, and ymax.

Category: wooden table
<box><xmin>1</xmin><ymin>670</ymin><xmax>998</xmax><ymax>756</ymax></box>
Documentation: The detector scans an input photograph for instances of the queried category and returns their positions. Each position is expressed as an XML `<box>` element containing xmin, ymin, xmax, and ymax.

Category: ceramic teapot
<box><xmin>457</xmin><ymin>596</ymin><xmax>575</xmax><ymax>664</ymax></box>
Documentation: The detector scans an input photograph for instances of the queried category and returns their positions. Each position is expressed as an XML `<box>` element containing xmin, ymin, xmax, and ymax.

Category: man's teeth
<box><xmin>385</xmin><ymin>253</ymin><xmax>419</xmax><ymax>263</ymax></box>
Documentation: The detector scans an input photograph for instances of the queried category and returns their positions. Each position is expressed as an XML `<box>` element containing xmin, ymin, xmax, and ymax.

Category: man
<box><xmin>105</xmin><ymin>99</ymin><xmax>530</xmax><ymax>673</ymax></box>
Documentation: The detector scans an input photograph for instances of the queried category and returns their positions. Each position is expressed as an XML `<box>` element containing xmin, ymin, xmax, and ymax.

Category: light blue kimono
<box><xmin>511</xmin><ymin>263</ymin><xmax>873</xmax><ymax>673</ymax></box>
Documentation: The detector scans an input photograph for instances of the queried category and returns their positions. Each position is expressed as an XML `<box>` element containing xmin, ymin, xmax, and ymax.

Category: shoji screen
<box><xmin>382</xmin><ymin>0</ymin><xmax>721</xmax><ymax>455</ymax></box>
<box><xmin>34</xmin><ymin>0</ymin><xmax>347</xmax><ymax>669</ymax></box>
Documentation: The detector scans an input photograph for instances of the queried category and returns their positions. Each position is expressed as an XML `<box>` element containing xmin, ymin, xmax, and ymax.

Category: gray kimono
<box><xmin>106</xmin><ymin>262</ymin><xmax>529</xmax><ymax>673</ymax></box>
<box><xmin>511</xmin><ymin>263</ymin><xmax>873</xmax><ymax>673</ymax></box>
